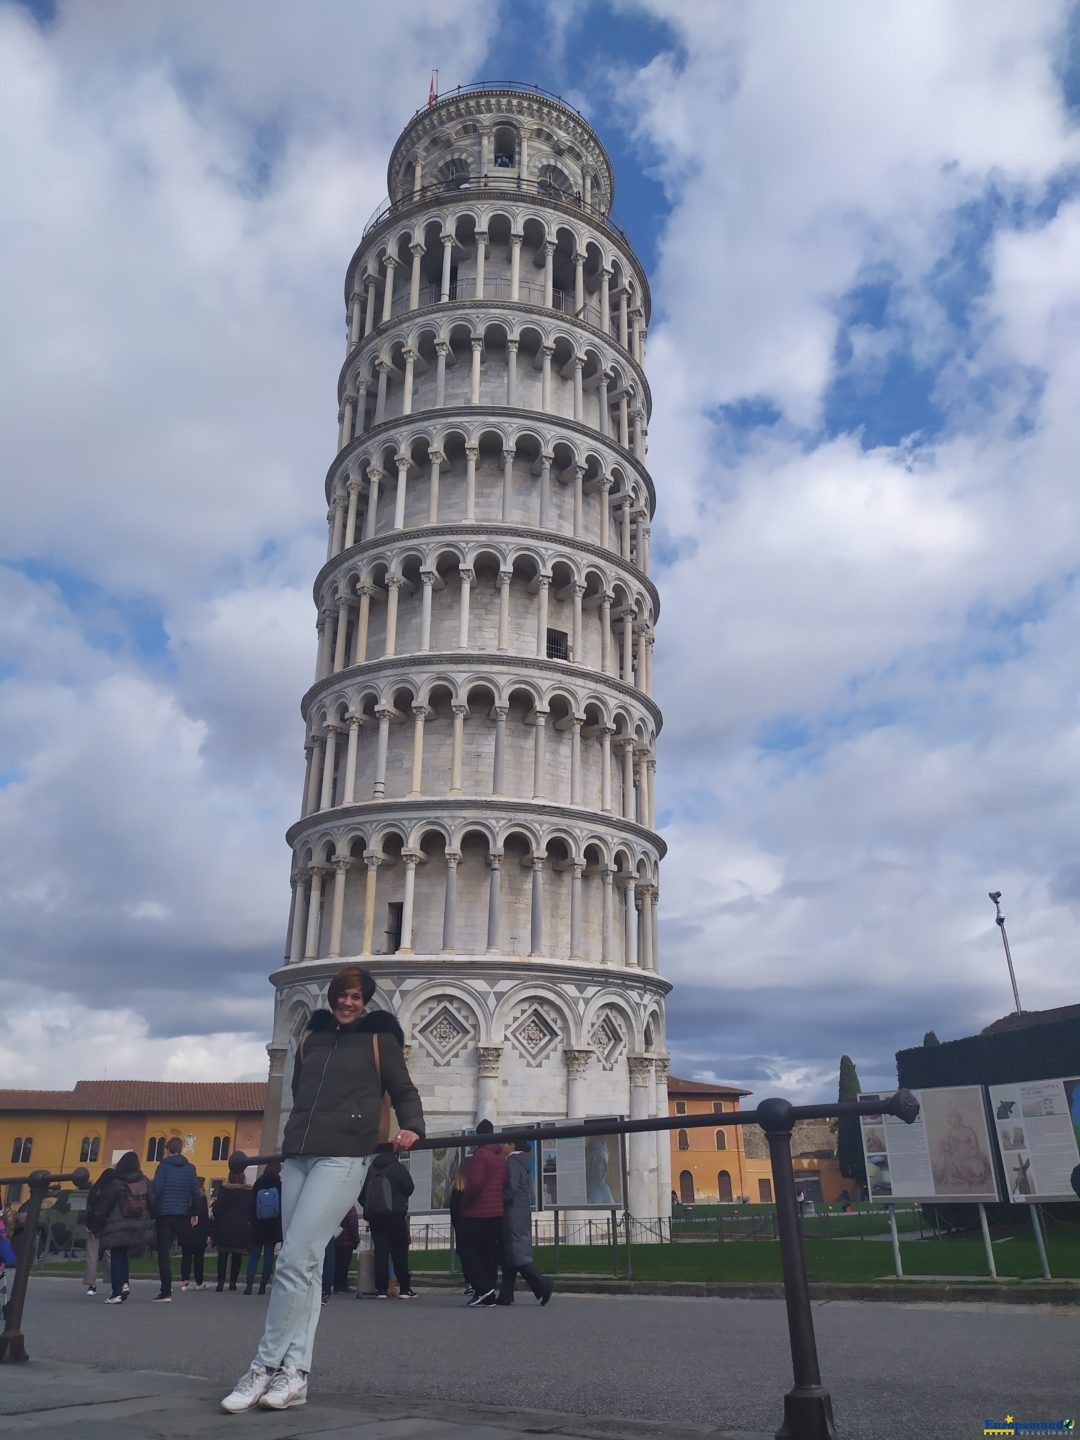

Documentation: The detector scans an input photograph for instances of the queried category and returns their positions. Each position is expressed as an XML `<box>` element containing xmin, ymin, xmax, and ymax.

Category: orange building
<box><xmin>668</xmin><ymin>1076</ymin><xmax>846</xmax><ymax>1205</ymax></box>
<box><xmin>0</xmin><ymin>1081</ymin><xmax>266</xmax><ymax>1199</ymax></box>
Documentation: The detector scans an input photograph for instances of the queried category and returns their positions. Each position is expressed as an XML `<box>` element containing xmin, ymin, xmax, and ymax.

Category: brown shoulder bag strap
<box><xmin>372</xmin><ymin>1033</ymin><xmax>392</xmax><ymax>1144</ymax></box>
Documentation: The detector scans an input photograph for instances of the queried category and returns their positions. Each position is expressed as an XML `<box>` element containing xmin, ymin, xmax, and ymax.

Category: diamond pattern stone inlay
<box><xmin>590</xmin><ymin>1015</ymin><xmax>623</xmax><ymax>1067</ymax></box>
<box><xmin>509</xmin><ymin>1006</ymin><xmax>559</xmax><ymax>1065</ymax></box>
<box><xmin>417</xmin><ymin>1003</ymin><xmax>470</xmax><ymax>1063</ymax></box>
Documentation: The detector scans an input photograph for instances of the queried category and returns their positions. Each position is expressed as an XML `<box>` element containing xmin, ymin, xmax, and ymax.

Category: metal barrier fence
<box><xmin>0</xmin><ymin>1165</ymin><xmax>90</xmax><ymax>1362</ymax></box>
<box><xmin>233</xmin><ymin>1087</ymin><xmax>920</xmax><ymax>1440</ymax></box>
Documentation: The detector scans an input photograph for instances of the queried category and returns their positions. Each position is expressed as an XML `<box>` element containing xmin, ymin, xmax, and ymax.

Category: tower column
<box><xmin>419</xmin><ymin>572</ymin><xmax>435</xmax><ymax>650</ymax></box>
<box><xmin>408</xmin><ymin>242</ymin><xmax>424</xmax><ymax>309</ymax></box>
<box><xmin>372</xmin><ymin>707</ymin><xmax>392</xmax><ymax>797</ymax></box>
<box><xmin>319</xmin><ymin>725</ymin><xmax>340</xmax><ymax>810</ymax></box>
<box><xmin>361</xmin><ymin>854</ymin><xmax>380</xmax><ymax>953</ymax></box>
<box><xmin>497</xmin><ymin>570</ymin><xmax>512</xmax><ymax>651</ymax></box>
<box><xmin>328</xmin><ymin>857</ymin><xmax>351</xmax><ymax>959</ymax></box>
<box><xmin>485</xmin><ymin>853</ymin><xmax>503</xmax><ymax>952</ymax></box>
<box><xmin>343</xmin><ymin>478</ymin><xmax>361</xmax><ymax>550</ymax></box>
<box><xmin>529</xmin><ymin>856</ymin><xmax>545</xmax><ymax>956</ymax></box>
<box><xmin>288</xmin><ymin>871</ymin><xmax>309</xmax><ymax>964</ymax></box>
<box><xmin>303</xmin><ymin>864</ymin><xmax>327</xmax><ymax>959</ymax></box>
<box><xmin>450</xmin><ymin>703</ymin><xmax>468</xmax><ymax>795</ymax></box>
<box><xmin>532</xmin><ymin>708</ymin><xmax>548</xmax><ymax>798</ymax></box>
<box><xmin>380</xmin><ymin>255</ymin><xmax>398</xmax><ymax>323</ymax></box>
<box><xmin>628</xmin><ymin>1056</ymin><xmax>654</xmax><ymax>1221</ymax></box>
<box><xmin>565</xmin><ymin>1048</ymin><xmax>591</xmax><ymax>1117</ymax></box>
<box><xmin>464</xmin><ymin>445</ymin><xmax>478</xmax><ymax>520</ymax></box>
<box><xmin>409</xmin><ymin>704</ymin><xmax>429</xmax><ymax>796</ymax></box>
<box><xmin>398</xmin><ymin>852</ymin><xmax>419</xmax><ymax>954</ymax></box>
<box><xmin>457</xmin><ymin>568</ymin><xmax>473</xmax><ymax>648</ymax></box>
<box><xmin>439</xmin><ymin>234</ymin><xmax>454</xmax><ymax>302</ymax></box>
<box><xmin>427</xmin><ymin>449</ymin><xmax>444</xmax><ymax>523</ymax></box>
<box><xmin>353</xmin><ymin>585</ymin><xmax>373</xmax><ymax>664</ymax></box>
<box><xmin>393</xmin><ymin>454</ymin><xmax>409</xmax><ymax>528</ymax></box>
<box><xmin>569</xmin><ymin>862</ymin><xmax>585</xmax><ymax>961</ymax></box>
<box><xmin>434</xmin><ymin>343</ymin><xmax>448</xmax><ymax>407</ymax></box>
<box><xmin>640</xmin><ymin>885</ymin><xmax>655</xmax><ymax>971</ymax></box>
<box><xmin>474</xmin><ymin>231</ymin><xmax>487</xmax><ymax>299</ymax></box>
<box><xmin>476</xmin><ymin>1045</ymin><xmax>502</xmax><ymax>1125</ymax></box>
<box><xmin>383</xmin><ymin>577</ymin><xmax>402</xmax><ymax>657</ymax></box>
<box><xmin>441</xmin><ymin>851</ymin><xmax>460</xmax><ymax>953</ymax></box>
<box><xmin>601</xmin><ymin>867</ymin><xmax>615</xmax><ymax>964</ymax></box>
<box><xmin>492</xmin><ymin>705</ymin><xmax>508</xmax><ymax>793</ymax></box>
<box><xmin>343</xmin><ymin>715</ymin><xmax>362</xmax><ymax>805</ymax></box>
<box><xmin>654</xmin><ymin>1057</ymin><xmax>672</xmax><ymax>1220</ymax></box>
<box><xmin>364</xmin><ymin>467</ymin><xmax>381</xmax><ymax>540</ymax></box>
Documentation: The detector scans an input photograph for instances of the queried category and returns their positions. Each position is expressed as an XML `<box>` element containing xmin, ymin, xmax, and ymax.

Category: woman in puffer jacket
<box><xmin>95</xmin><ymin>1151</ymin><xmax>152</xmax><ymax>1303</ymax></box>
<box><xmin>220</xmin><ymin>966</ymin><xmax>424</xmax><ymax>1416</ymax></box>
<box><xmin>211</xmin><ymin>1168</ymin><xmax>252</xmax><ymax>1291</ymax></box>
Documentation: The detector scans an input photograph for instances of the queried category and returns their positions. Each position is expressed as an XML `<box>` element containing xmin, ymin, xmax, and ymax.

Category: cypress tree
<box><xmin>923</xmin><ymin>1030</ymin><xmax>940</xmax><ymax>1047</ymax></box>
<box><xmin>837</xmin><ymin>1054</ymin><xmax>867</xmax><ymax>1186</ymax></box>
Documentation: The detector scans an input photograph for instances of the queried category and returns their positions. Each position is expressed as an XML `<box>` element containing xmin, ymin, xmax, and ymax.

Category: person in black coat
<box><xmin>96</xmin><ymin>1151</ymin><xmax>153</xmax><ymax>1303</ymax></box>
<box><xmin>212</xmin><ymin>1169</ymin><xmax>252</xmax><ymax>1291</ymax></box>
<box><xmin>360</xmin><ymin>1143</ymin><xmax>416</xmax><ymax>1298</ymax></box>
<box><xmin>246</xmin><ymin>1162</ymin><xmax>283</xmax><ymax>1294</ymax></box>
<box><xmin>180</xmin><ymin>1176</ymin><xmax>210</xmax><ymax>1290</ymax></box>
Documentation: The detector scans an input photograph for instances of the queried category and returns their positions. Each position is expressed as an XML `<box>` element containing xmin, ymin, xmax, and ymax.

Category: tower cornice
<box><xmin>312</xmin><ymin>522</ymin><xmax>661</xmax><ymax>616</ymax></box>
<box><xmin>300</xmin><ymin>648</ymin><xmax>664</xmax><ymax>731</ymax></box>
<box><xmin>285</xmin><ymin>794</ymin><xmax>668</xmax><ymax>859</ymax></box>
<box><xmin>325</xmin><ymin>404</ymin><xmax>656</xmax><ymax>512</ymax></box>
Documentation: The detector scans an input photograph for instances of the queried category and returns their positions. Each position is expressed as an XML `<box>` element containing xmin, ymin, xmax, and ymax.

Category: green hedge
<box><xmin>896</xmin><ymin>1013</ymin><xmax>1080</xmax><ymax>1090</ymax></box>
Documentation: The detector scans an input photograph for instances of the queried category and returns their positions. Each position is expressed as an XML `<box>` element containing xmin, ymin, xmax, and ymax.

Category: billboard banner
<box><xmin>859</xmin><ymin>1085</ymin><xmax>999</xmax><ymax>1203</ymax></box>
<box><xmin>988</xmin><ymin>1076</ymin><xmax>1080</xmax><ymax>1202</ymax></box>
<box><xmin>403</xmin><ymin>1142</ymin><xmax>463</xmax><ymax>1214</ymax></box>
<box><xmin>540</xmin><ymin>1125</ymin><xmax>625</xmax><ymax>1209</ymax></box>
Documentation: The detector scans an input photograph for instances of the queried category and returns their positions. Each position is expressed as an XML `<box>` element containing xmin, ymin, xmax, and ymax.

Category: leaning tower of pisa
<box><xmin>263</xmin><ymin>84</ymin><xmax>671</xmax><ymax>1219</ymax></box>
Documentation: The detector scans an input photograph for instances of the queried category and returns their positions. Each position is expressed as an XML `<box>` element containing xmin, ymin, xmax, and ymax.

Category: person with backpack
<box><xmin>220</xmin><ymin>965</ymin><xmax>424</xmax><ymax>1415</ymax></box>
<box><xmin>360</xmin><ymin>1144</ymin><xmax>416</xmax><ymax>1299</ymax></box>
<box><xmin>212</xmin><ymin>1165</ymin><xmax>253</xmax><ymax>1291</ymax></box>
<box><xmin>246</xmin><ymin>1162</ymin><xmax>283</xmax><ymax>1295</ymax></box>
<box><xmin>82</xmin><ymin>1167</ymin><xmax>114</xmax><ymax>1295</ymax></box>
<box><xmin>95</xmin><ymin>1151</ymin><xmax>151</xmax><ymax>1303</ymax></box>
<box><xmin>150</xmin><ymin>1136</ymin><xmax>200</xmax><ymax>1302</ymax></box>
<box><xmin>180</xmin><ymin>1176</ymin><xmax>210</xmax><ymax>1290</ymax></box>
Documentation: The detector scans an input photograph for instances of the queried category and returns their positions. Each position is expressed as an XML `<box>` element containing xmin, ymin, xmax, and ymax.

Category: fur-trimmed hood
<box><xmin>306</xmin><ymin>1008</ymin><xmax>405</xmax><ymax>1047</ymax></box>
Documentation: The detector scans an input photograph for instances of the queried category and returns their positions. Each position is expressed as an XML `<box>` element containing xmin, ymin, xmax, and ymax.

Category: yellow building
<box><xmin>668</xmin><ymin>1076</ymin><xmax>846</xmax><ymax>1205</ymax></box>
<box><xmin>0</xmin><ymin>1081</ymin><xmax>267</xmax><ymax>1199</ymax></box>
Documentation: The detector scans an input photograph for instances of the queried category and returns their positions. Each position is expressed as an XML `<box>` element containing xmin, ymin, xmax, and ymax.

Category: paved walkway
<box><xmin>0</xmin><ymin>1361</ymin><xmax>767</xmax><ymax>1439</ymax></box>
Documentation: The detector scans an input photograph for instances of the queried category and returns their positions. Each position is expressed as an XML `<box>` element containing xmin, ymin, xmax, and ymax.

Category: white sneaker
<box><xmin>220</xmin><ymin>1362</ymin><xmax>277</xmax><ymax>1413</ymax></box>
<box><xmin>258</xmin><ymin>1365</ymin><xmax>308</xmax><ymax>1410</ymax></box>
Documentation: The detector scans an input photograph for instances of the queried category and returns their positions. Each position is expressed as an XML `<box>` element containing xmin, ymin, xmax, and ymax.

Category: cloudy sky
<box><xmin>2</xmin><ymin>0</ymin><xmax>1078</xmax><ymax>1103</ymax></box>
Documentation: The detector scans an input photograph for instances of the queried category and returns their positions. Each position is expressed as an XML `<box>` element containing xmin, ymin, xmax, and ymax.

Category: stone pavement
<box><xmin>0</xmin><ymin>1361</ymin><xmax>768</xmax><ymax>1440</ymax></box>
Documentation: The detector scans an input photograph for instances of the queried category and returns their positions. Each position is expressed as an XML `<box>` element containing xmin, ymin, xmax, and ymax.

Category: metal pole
<box><xmin>977</xmin><ymin>1204</ymin><xmax>997</xmax><ymax>1279</ymax></box>
<box><xmin>758</xmin><ymin>1099</ymin><xmax>837</xmax><ymax>1440</ymax></box>
<box><xmin>886</xmin><ymin>1204</ymin><xmax>903</xmax><ymax>1278</ymax></box>
<box><xmin>989</xmin><ymin>892</ymin><xmax>1023</xmax><ymax>1014</ymax></box>
<box><xmin>610</xmin><ymin>1208</ymin><xmax>618</xmax><ymax>1276</ymax></box>
<box><xmin>1029</xmin><ymin>1203</ymin><xmax>1051</xmax><ymax>1279</ymax></box>
<box><xmin>620</xmin><ymin>1131</ymin><xmax>632</xmax><ymax>1280</ymax></box>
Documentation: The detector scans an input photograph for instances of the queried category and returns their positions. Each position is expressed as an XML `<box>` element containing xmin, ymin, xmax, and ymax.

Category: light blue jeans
<box><xmin>254</xmin><ymin>1155</ymin><xmax>370</xmax><ymax>1374</ymax></box>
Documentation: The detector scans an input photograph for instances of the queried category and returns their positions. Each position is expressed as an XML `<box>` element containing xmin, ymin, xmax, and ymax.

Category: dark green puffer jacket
<box><xmin>282</xmin><ymin>1009</ymin><xmax>425</xmax><ymax>1158</ymax></box>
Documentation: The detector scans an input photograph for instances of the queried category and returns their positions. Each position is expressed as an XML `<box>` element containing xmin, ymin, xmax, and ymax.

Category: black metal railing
<box><xmin>361</xmin><ymin>176</ymin><xmax>631</xmax><ymax>245</ymax></box>
<box><xmin>232</xmin><ymin>1088</ymin><xmax>920</xmax><ymax>1440</ymax></box>
<box><xmin>403</xmin><ymin>81</ymin><xmax>592</xmax><ymax>127</ymax></box>
<box><xmin>0</xmin><ymin>1166</ymin><xmax>90</xmax><ymax>1362</ymax></box>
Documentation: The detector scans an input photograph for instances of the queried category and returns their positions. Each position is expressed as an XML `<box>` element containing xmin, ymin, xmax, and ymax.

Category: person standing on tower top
<box><xmin>221</xmin><ymin>965</ymin><xmax>424</xmax><ymax>1414</ymax></box>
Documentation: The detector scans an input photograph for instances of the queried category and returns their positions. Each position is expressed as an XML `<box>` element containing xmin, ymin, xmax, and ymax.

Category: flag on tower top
<box><xmin>428</xmin><ymin>70</ymin><xmax>438</xmax><ymax>106</ymax></box>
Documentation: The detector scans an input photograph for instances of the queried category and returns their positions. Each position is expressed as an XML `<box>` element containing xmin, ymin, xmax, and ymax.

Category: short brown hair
<box><xmin>165</xmin><ymin>1136</ymin><xmax>183</xmax><ymax>1156</ymax></box>
<box><xmin>327</xmin><ymin>966</ymin><xmax>376</xmax><ymax>1008</ymax></box>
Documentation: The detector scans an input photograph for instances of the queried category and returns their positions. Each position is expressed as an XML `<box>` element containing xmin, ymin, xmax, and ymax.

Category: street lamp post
<box><xmin>988</xmin><ymin>891</ymin><xmax>1022</xmax><ymax>1015</ymax></box>
<box><xmin>987</xmin><ymin>890</ymin><xmax>1051</xmax><ymax>1280</ymax></box>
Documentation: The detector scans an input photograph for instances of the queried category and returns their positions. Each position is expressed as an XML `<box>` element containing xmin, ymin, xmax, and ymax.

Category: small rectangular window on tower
<box><xmin>546</xmin><ymin>628</ymin><xmax>569</xmax><ymax>661</ymax></box>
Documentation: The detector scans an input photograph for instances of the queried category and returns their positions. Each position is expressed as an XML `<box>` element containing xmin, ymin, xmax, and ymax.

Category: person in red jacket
<box><xmin>460</xmin><ymin>1120</ymin><xmax>506</xmax><ymax>1307</ymax></box>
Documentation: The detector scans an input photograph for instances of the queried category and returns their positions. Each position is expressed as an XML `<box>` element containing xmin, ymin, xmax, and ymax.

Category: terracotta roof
<box><xmin>0</xmin><ymin>1081</ymin><xmax>267</xmax><ymax>1114</ymax></box>
<box><xmin>666</xmin><ymin>1074</ymin><xmax>751</xmax><ymax>1097</ymax></box>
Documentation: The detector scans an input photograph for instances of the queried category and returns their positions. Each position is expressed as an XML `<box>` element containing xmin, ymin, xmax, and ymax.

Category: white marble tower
<box><xmin>264</xmin><ymin>84</ymin><xmax>671</xmax><ymax>1219</ymax></box>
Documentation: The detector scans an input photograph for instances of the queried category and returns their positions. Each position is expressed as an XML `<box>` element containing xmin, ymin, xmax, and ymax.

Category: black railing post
<box><xmin>757</xmin><ymin>1099</ymin><xmax>837</xmax><ymax>1440</ymax></box>
<box><xmin>0</xmin><ymin>1167</ymin><xmax>90</xmax><ymax>1362</ymax></box>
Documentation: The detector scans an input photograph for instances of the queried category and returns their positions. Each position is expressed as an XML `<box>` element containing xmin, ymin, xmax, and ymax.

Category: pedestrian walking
<box><xmin>321</xmin><ymin>1205</ymin><xmax>359</xmax><ymax>1302</ymax></box>
<box><xmin>220</xmin><ymin>965</ymin><xmax>424</xmax><ymax>1414</ymax></box>
<box><xmin>497</xmin><ymin>1140</ymin><xmax>553</xmax><ymax>1306</ymax></box>
<box><xmin>360</xmin><ymin>1143</ymin><xmax>416</xmax><ymax>1299</ymax></box>
<box><xmin>245</xmin><ymin>1161</ymin><xmax>282</xmax><ymax>1294</ymax></box>
<box><xmin>149</xmin><ymin>1136</ymin><xmax>200</xmax><ymax>1302</ymax></box>
<box><xmin>460</xmin><ymin>1119</ymin><xmax>505</xmax><ymax>1307</ymax></box>
<box><xmin>82</xmin><ymin>1167</ymin><xmax>114</xmax><ymax>1295</ymax></box>
<box><xmin>448</xmin><ymin>1166</ymin><xmax>471</xmax><ymax>1295</ymax></box>
<box><xmin>95</xmin><ymin>1151</ymin><xmax>152</xmax><ymax>1304</ymax></box>
<box><xmin>212</xmin><ymin>1165</ymin><xmax>253</xmax><ymax>1291</ymax></box>
<box><xmin>180</xmin><ymin>1175</ymin><xmax>210</xmax><ymax>1290</ymax></box>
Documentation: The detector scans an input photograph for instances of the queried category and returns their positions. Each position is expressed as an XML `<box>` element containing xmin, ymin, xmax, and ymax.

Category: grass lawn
<box><xmin>413</xmin><ymin>1222</ymin><xmax>1080</xmax><ymax>1284</ymax></box>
